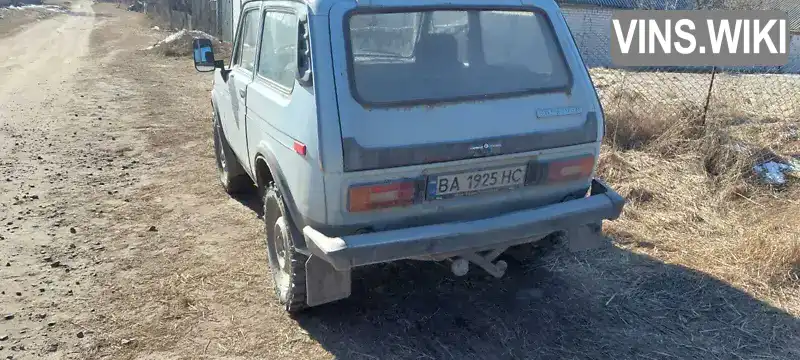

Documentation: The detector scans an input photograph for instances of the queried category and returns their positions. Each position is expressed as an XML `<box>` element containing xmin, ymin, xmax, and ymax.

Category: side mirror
<box><xmin>296</xmin><ymin>15</ymin><xmax>313</xmax><ymax>87</ymax></box>
<box><xmin>192</xmin><ymin>38</ymin><xmax>217</xmax><ymax>73</ymax></box>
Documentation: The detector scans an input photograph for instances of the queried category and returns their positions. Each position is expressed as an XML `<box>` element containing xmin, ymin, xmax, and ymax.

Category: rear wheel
<box><xmin>262</xmin><ymin>184</ymin><xmax>308</xmax><ymax>313</ymax></box>
<box><xmin>212</xmin><ymin>113</ymin><xmax>250</xmax><ymax>194</ymax></box>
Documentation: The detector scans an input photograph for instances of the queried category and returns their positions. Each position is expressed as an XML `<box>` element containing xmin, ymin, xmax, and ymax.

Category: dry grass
<box><xmin>603</xmin><ymin>95</ymin><xmax>705</xmax><ymax>153</ymax></box>
<box><xmin>599</xmin><ymin>74</ymin><xmax>800</xmax><ymax>303</ymax></box>
<box><xmin>67</xmin><ymin>6</ymin><xmax>800</xmax><ymax>359</ymax></box>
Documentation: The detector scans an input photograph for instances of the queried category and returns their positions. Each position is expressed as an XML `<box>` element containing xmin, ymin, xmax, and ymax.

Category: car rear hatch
<box><xmin>324</xmin><ymin>1</ymin><xmax>603</xmax><ymax>228</ymax></box>
<box><xmin>330</xmin><ymin>3</ymin><xmax>598</xmax><ymax>172</ymax></box>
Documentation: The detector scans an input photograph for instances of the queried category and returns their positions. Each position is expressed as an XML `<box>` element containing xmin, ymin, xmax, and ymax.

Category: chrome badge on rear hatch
<box><xmin>536</xmin><ymin>106</ymin><xmax>583</xmax><ymax>118</ymax></box>
<box><xmin>468</xmin><ymin>142</ymin><xmax>502</xmax><ymax>157</ymax></box>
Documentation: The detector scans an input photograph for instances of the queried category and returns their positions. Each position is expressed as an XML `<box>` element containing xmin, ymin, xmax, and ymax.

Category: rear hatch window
<box><xmin>347</xmin><ymin>9</ymin><xmax>572</xmax><ymax>105</ymax></box>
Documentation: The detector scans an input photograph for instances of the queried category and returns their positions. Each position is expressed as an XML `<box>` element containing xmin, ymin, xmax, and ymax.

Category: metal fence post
<box><xmin>701</xmin><ymin>66</ymin><xmax>717</xmax><ymax>127</ymax></box>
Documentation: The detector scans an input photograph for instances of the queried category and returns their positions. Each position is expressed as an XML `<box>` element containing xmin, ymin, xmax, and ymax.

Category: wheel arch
<box><xmin>211</xmin><ymin>97</ymin><xmax>221</xmax><ymax>122</ymax></box>
<box><xmin>253</xmin><ymin>149</ymin><xmax>309</xmax><ymax>250</ymax></box>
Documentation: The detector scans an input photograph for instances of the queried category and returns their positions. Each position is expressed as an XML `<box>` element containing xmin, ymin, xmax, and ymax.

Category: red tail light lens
<box><xmin>547</xmin><ymin>155</ymin><xmax>595</xmax><ymax>182</ymax></box>
<box><xmin>348</xmin><ymin>180</ymin><xmax>417</xmax><ymax>212</ymax></box>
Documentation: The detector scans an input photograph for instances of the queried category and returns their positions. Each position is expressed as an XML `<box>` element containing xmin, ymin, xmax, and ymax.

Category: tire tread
<box><xmin>263</xmin><ymin>183</ymin><xmax>308</xmax><ymax>313</ymax></box>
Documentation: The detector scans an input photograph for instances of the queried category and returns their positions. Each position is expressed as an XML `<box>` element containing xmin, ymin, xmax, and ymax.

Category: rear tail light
<box><xmin>547</xmin><ymin>156</ymin><xmax>595</xmax><ymax>182</ymax></box>
<box><xmin>527</xmin><ymin>155</ymin><xmax>596</xmax><ymax>186</ymax></box>
<box><xmin>348</xmin><ymin>180</ymin><xmax>418</xmax><ymax>212</ymax></box>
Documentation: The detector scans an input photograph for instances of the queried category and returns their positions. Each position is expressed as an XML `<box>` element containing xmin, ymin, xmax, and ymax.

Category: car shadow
<box><xmin>294</xmin><ymin>241</ymin><xmax>800</xmax><ymax>359</ymax></box>
<box><xmin>231</xmin><ymin>189</ymin><xmax>263</xmax><ymax>218</ymax></box>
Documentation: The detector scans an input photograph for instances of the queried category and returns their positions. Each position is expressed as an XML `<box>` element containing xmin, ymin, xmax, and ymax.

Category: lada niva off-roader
<box><xmin>191</xmin><ymin>0</ymin><xmax>625</xmax><ymax>312</ymax></box>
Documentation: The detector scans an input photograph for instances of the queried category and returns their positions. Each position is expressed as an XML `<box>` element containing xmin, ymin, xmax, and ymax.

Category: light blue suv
<box><xmin>192</xmin><ymin>0</ymin><xmax>625</xmax><ymax>312</ymax></box>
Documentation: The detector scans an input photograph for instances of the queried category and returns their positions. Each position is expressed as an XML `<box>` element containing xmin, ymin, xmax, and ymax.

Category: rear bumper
<box><xmin>303</xmin><ymin>179</ymin><xmax>625</xmax><ymax>271</ymax></box>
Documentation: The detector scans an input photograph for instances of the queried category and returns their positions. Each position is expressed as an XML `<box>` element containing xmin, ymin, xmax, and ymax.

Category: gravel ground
<box><xmin>0</xmin><ymin>3</ymin><xmax>798</xmax><ymax>360</ymax></box>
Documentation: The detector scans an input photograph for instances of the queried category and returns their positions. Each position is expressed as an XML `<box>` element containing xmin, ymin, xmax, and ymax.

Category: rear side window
<box><xmin>234</xmin><ymin>10</ymin><xmax>261</xmax><ymax>72</ymax></box>
<box><xmin>257</xmin><ymin>11</ymin><xmax>299</xmax><ymax>89</ymax></box>
<box><xmin>347</xmin><ymin>9</ymin><xmax>571</xmax><ymax>105</ymax></box>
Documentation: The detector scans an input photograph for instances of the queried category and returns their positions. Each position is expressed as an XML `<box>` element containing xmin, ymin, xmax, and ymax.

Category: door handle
<box><xmin>238</xmin><ymin>89</ymin><xmax>246</xmax><ymax>98</ymax></box>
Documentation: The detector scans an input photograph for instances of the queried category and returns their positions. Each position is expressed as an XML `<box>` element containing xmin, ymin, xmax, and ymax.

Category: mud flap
<box><xmin>565</xmin><ymin>222</ymin><xmax>608</xmax><ymax>252</ymax></box>
<box><xmin>305</xmin><ymin>255</ymin><xmax>351</xmax><ymax>307</ymax></box>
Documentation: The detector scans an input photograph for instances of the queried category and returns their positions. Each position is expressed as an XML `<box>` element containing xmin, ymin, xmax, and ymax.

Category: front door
<box><xmin>226</xmin><ymin>7</ymin><xmax>262</xmax><ymax>168</ymax></box>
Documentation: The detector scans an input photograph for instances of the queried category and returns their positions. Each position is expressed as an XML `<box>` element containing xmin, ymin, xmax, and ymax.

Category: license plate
<box><xmin>427</xmin><ymin>165</ymin><xmax>527</xmax><ymax>200</ymax></box>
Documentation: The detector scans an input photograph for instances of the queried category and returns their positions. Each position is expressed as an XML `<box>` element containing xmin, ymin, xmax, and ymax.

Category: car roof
<box><xmin>239</xmin><ymin>0</ymin><xmax>349</xmax><ymax>15</ymax></box>
<box><xmin>249</xmin><ymin>0</ymin><xmax>534</xmax><ymax>16</ymax></box>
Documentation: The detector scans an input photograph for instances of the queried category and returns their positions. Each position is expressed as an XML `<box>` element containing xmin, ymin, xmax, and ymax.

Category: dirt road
<box><xmin>0</xmin><ymin>1</ymin><xmax>98</xmax><ymax>358</ymax></box>
<box><xmin>1</xmin><ymin>3</ymin><xmax>798</xmax><ymax>360</ymax></box>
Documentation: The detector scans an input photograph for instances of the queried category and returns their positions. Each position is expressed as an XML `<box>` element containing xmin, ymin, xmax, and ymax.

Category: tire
<box><xmin>262</xmin><ymin>183</ymin><xmax>308</xmax><ymax>313</ymax></box>
<box><xmin>212</xmin><ymin>112</ymin><xmax>251</xmax><ymax>195</ymax></box>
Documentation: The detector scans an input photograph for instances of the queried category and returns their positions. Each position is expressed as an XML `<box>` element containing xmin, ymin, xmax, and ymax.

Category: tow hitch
<box><xmin>446</xmin><ymin>225</ymin><xmax>605</xmax><ymax>278</ymax></box>
<box><xmin>449</xmin><ymin>247</ymin><xmax>509</xmax><ymax>278</ymax></box>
